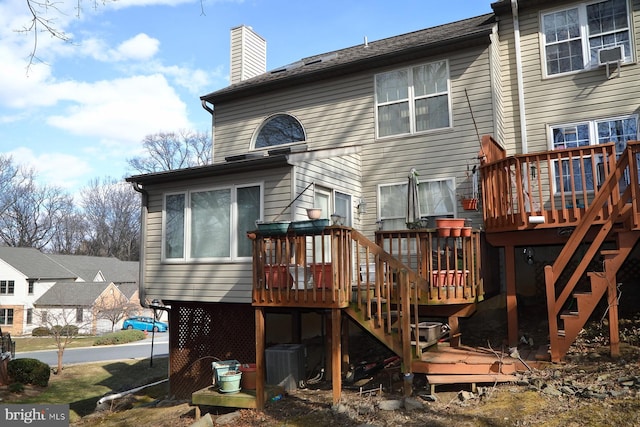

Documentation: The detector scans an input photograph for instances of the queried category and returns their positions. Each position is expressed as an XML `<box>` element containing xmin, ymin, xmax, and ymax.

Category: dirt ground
<box><xmin>5</xmin><ymin>305</ymin><xmax>640</xmax><ymax>426</ymax></box>
<box><xmin>96</xmin><ymin>312</ymin><xmax>640</xmax><ymax>427</ymax></box>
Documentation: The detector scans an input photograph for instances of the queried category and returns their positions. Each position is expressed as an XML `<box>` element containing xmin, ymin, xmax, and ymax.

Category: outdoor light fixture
<box><xmin>523</xmin><ymin>247</ymin><xmax>535</xmax><ymax>265</ymax></box>
<box><xmin>357</xmin><ymin>199</ymin><xmax>368</xmax><ymax>214</ymax></box>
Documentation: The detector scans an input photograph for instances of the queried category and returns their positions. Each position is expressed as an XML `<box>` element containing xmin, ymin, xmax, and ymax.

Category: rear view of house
<box><xmin>128</xmin><ymin>0</ymin><xmax>640</xmax><ymax>409</ymax></box>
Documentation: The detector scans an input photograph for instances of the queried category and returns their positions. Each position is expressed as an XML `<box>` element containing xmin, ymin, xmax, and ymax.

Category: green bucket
<box><xmin>219</xmin><ymin>370</ymin><xmax>242</xmax><ymax>393</ymax></box>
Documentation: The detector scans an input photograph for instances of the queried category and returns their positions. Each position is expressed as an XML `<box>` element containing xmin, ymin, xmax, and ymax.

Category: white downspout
<box><xmin>511</xmin><ymin>0</ymin><xmax>528</xmax><ymax>153</ymax></box>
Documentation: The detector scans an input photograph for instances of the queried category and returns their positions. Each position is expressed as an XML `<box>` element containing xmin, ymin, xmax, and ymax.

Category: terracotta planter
<box><xmin>437</xmin><ymin>227</ymin><xmax>451</xmax><ymax>237</ymax></box>
<box><xmin>450</xmin><ymin>227</ymin><xmax>462</xmax><ymax>237</ymax></box>
<box><xmin>435</xmin><ymin>218</ymin><xmax>465</xmax><ymax>229</ymax></box>
<box><xmin>462</xmin><ymin>198</ymin><xmax>478</xmax><ymax>211</ymax></box>
<box><xmin>432</xmin><ymin>270</ymin><xmax>469</xmax><ymax>286</ymax></box>
<box><xmin>461</xmin><ymin>227</ymin><xmax>472</xmax><ymax>237</ymax></box>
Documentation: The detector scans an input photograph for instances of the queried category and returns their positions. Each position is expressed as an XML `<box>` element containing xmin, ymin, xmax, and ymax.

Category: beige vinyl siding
<box><xmin>230</xmin><ymin>26</ymin><xmax>266</xmax><ymax>84</ymax></box>
<box><xmin>141</xmin><ymin>168</ymin><xmax>292</xmax><ymax>304</ymax></box>
<box><xmin>290</xmin><ymin>153</ymin><xmax>362</xmax><ymax>223</ymax></box>
<box><xmin>215</xmin><ymin>45</ymin><xmax>494</xmax><ymax>237</ymax></box>
<box><xmin>498</xmin><ymin>0</ymin><xmax>640</xmax><ymax>154</ymax></box>
<box><xmin>490</xmin><ymin>24</ymin><xmax>506</xmax><ymax>145</ymax></box>
<box><xmin>213</xmin><ymin>73</ymin><xmax>375</xmax><ymax>162</ymax></box>
<box><xmin>359</xmin><ymin>46</ymin><xmax>495</xmax><ymax>235</ymax></box>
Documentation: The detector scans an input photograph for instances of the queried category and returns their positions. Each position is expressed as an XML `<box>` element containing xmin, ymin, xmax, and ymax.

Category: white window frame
<box><xmin>548</xmin><ymin>114</ymin><xmax>638</xmax><ymax>193</ymax></box>
<box><xmin>378</xmin><ymin>177</ymin><xmax>457</xmax><ymax>230</ymax></box>
<box><xmin>374</xmin><ymin>59</ymin><xmax>452</xmax><ymax>139</ymax></box>
<box><xmin>541</xmin><ymin>0</ymin><xmax>633</xmax><ymax>77</ymax></box>
<box><xmin>162</xmin><ymin>183</ymin><xmax>263</xmax><ymax>263</ymax></box>
<box><xmin>251</xmin><ymin>113</ymin><xmax>306</xmax><ymax>151</ymax></box>
<box><xmin>0</xmin><ymin>308</ymin><xmax>13</xmax><ymax>325</ymax></box>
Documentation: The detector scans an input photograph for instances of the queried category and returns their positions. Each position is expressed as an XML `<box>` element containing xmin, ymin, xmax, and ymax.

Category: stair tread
<box><xmin>425</xmin><ymin>373</ymin><xmax>518</xmax><ymax>385</ymax></box>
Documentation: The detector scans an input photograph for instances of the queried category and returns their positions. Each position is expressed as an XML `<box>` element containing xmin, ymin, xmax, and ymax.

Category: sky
<box><xmin>0</xmin><ymin>0</ymin><xmax>493</xmax><ymax>195</ymax></box>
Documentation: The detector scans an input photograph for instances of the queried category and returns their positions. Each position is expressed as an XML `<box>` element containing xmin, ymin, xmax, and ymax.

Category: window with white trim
<box><xmin>550</xmin><ymin>115</ymin><xmax>638</xmax><ymax>192</ymax></box>
<box><xmin>378</xmin><ymin>178</ymin><xmax>456</xmax><ymax>230</ymax></box>
<box><xmin>163</xmin><ymin>184</ymin><xmax>262</xmax><ymax>261</ymax></box>
<box><xmin>0</xmin><ymin>309</ymin><xmax>13</xmax><ymax>325</ymax></box>
<box><xmin>542</xmin><ymin>0</ymin><xmax>632</xmax><ymax>76</ymax></box>
<box><xmin>375</xmin><ymin>60</ymin><xmax>451</xmax><ymax>138</ymax></box>
<box><xmin>0</xmin><ymin>280</ymin><xmax>14</xmax><ymax>295</ymax></box>
<box><xmin>253</xmin><ymin>114</ymin><xmax>305</xmax><ymax>149</ymax></box>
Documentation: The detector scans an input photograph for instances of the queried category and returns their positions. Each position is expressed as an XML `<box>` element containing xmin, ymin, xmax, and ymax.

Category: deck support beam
<box><xmin>255</xmin><ymin>307</ymin><xmax>266</xmax><ymax>410</ymax></box>
<box><xmin>505</xmin><ymin>245</ymin><xmax>519</xmax><ymax>347</ymax></box>
<box><xmin>330</xmin><ymin>308</ymin><xmax>342</xmax><ymax>405</ymax></box>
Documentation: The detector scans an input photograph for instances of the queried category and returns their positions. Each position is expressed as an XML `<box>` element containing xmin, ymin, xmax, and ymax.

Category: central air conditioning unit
<box><xmin>597</xmin><ymin>45</ymin><xmax>624</xmax><ymax>66</ymax></box>
<box><xmin>265</xmin><ymin>343</ymin><xmax>306</xmax><ymax>391</ymax></box>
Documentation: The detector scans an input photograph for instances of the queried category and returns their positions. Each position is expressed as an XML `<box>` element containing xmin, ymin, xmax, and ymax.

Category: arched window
<box><xmin>254</xmin><ymin>114</ymin><xmax>305</xmax><ymax>149</ymax></box>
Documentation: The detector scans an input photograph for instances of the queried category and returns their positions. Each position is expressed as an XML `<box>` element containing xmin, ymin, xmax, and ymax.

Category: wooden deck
<box><xmin>191</xmin><ymin>385</ymin><xmax>284</xmax><ymax>419</ymax></box>
<box><xmin>412</xmin><ymin>343</ymin><xmax>542</xmax><ymax>376</ymax></box>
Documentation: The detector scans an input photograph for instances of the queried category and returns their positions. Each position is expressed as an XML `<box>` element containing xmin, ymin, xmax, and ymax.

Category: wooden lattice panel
<box><xmin>168</xmin><ymin>302</ymin><xmax>256</xmax><ymax>399</ymax></box>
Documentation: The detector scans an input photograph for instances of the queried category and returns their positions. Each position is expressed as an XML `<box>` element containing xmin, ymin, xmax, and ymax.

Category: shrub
<box><xmin>31</xmin><ymin>327</ymin><xmax>51</xmax><ymax>337</ymax></box>
<box><xmin>93</xmin><ymin>329</ymin><xmax>146</xmax><ymax>346</ymax></box>
<box><xmin>8</xmin><ymin>358</ymin><xmax>51</xmax><ymax>387</ymax></box>
<box><xmin>9</xmin><ymin>382</ymin><xmax>25</xmax><ymax>393</ymax></box>
<box><xmin>51</xmin><ymin>325</ymin><xmax>79</xmax><ymax>336</ymax></box>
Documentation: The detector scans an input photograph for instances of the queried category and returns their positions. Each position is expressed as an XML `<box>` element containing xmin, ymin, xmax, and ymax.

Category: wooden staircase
<box><xmin>544</xmin><ymin>143</ymin><xmax>640</xmax><ymax>362</ymax></box>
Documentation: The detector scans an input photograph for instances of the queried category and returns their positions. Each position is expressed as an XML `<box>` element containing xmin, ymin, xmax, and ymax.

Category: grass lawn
<box><xmin>13</xmin><ymin>336</ymin><xmax>104</xmax><ymax>352</ymax></box>
<box><xmin>2</xmin><ymin>357</ymin><xmax>174</xmax><ymax>425</ymax></box>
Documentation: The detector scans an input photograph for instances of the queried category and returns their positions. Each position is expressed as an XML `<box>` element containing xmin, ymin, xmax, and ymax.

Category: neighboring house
<box><xmin>0</xmin><ymin>247</ymin><xmax>141</xmax><ymax>335</ymax></box>
<box><xmin>34</xmin><ymin>280</ymin><xmax>131</xmax><ymax>335</ymax></box>
<box><xmin>127</xmin><ymin>0</ymin><xmax>640</xmax><ymax>406</ymax></box>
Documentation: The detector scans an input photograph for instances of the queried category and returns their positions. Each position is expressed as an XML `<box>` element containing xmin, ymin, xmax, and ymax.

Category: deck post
<box><xmin>330</xmin><ymin>308</ymin><xmax>342</xmax><ymax>405</ymax></box>
<box><xmin>505</xmin><ymin>245</ymin><xmax>519</xmax><ymax>347</ymax></box>
<box><xmin>607</xmin><ymin>278</ymin><xmax>620</xmax><ymax>358</ymax></box>
<box><xmin>255</xmin><ymin>307</ymin><xmax>266</xmax><ymax>410</ymax></box>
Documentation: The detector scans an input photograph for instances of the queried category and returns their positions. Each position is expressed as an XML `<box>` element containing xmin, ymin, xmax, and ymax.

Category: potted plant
<box><xmin>461</xmin><ymin>163</ymin><xmax>479</xmax><ymax>211</ymax></box>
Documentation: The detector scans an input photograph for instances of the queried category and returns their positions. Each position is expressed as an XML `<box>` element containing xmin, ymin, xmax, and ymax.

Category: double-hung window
<box><xmin>550</xmin><ymin>115</ymin><xmax>638</xmax><ymax>193</ymax></box>
<box><xmin>0</xmin><ymin>309</ymin><xmax>13</xmax><ymax>325</ymax></box>
<box><xmin>0</xmin><ymin>280</ymin><xmax>14</xmax><ymax>295</ymax></box>
<box><xmin>375</xmin><ymin>60</ymin><xmax>451</xmax><ymax>137</ymax></box>
<box><xmin>163</xmin><ymin>184</ymin><xmax>262</xmax><ymax>262</ymax></box>
<box><xmin>378</xmin><ymin>178</ymin><xmax>456</xmax><ymax>230</ymax></box>
<box><xmin>542</xmin><ymin>0</ymin><xmax>632</xmax><ymax>76</ymax></box>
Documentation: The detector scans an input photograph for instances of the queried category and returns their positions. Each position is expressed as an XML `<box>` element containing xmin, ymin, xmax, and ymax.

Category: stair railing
<box><xmin>544</xmin><ymin>141</ymin><xmax>640</xmax><ymax>349</ymax></box>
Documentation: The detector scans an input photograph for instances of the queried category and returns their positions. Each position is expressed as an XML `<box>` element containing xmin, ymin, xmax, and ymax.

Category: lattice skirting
<box><xmin>168</xmin><ymin>302</ymin><xmax>256</xmax><ymax>399</ymax></box>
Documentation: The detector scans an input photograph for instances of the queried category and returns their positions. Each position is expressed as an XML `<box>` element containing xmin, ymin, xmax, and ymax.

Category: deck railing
<box><xmin>480</xmin><ymin>142</ymin><xmax>628</xmax><ymax>232</ymax></box>
<box><xmin>252</xmin><ymin>225</ymin><xmax>483</xmax><ymax>360</ymax></box>
<box><xmin>251</xmin><ymin>226</ymin><xmax>482</xmax><ymax>309</ymax></box>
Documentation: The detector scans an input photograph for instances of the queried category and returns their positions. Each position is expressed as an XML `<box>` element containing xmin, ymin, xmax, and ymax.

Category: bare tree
<box><xmin>35</xmin><ymin>293</ymin><xmax>92</xmax><ymax>375</ymax></box>
<box><xmin>0</xmin><ymin>155</ymin><xmax>19</xmax><ymax>217</ymax></box>
<box><xmin>0</xmin><ymin>166</ymin><xmax>75</xmax><ymax>250</ymax></box>
<box><xmin>93</xmin><ymin>287</ymin><xmax>136</xmax><ymax>333</ymax></box>
<box><xmin>80</xmin><ymin>177</ymin><xmax>140</xmax><ymax>261</ymax></box>
<box><xmin>50</xmin><ymin>210</ymin><xmax>89</xmax><ymax>254</ymax></box>
<box><xmin>21</xmin><ymin>1</ymin><xmax>115</xmax><ymax>71</ymax></box>
<box><xmin>127</xmin><ymin>130</ymin><xmax>212</xmax><ymax>174</ymax></box>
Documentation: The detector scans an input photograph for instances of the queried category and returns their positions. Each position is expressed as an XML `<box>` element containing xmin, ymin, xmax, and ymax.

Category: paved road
<box><xmin>14</xmin><ymin>333</ymin><xmax>169</xmax><ymax>366</ymax></box>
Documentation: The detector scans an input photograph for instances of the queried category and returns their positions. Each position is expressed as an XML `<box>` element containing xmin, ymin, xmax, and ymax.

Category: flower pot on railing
<box><xmin>432</xmin><ymin>270</ymin><xmax>469</xmax><ymax>287</ymax></box>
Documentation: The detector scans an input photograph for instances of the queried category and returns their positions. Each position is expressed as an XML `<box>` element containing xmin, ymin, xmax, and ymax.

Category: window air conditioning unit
<box><xmin>598</xmin><ymin>45</ymin><xmax>624</xmax><ymax>66</ymax></box>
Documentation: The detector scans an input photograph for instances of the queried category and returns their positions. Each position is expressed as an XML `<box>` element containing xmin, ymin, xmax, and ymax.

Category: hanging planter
<box><xmin>461</xmin><ymin>198</ymin><xmax>478</xmax><ymax>211</ymax></box>
<box><xmin>461</xmin><ymin>161</ymin><xmax>480</xmax><ymax>211</ymax></box>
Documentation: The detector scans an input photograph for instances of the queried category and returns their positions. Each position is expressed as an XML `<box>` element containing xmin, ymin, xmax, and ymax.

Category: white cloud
<box><xmin>8</xmin><ymin>147</ymin><xmax>93</xmax><ymax>191</ymax></box>
<box><xmin>46</xmin><ymin>74</ymin><xmax>190</xmax><ymax>142</ymax></box>
<box><xmin>82</xmin><ymin>33</ymin><xmax>160</xmax><ymax>62</ymax></box>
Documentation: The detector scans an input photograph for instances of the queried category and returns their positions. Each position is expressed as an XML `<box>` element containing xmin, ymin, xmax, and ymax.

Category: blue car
<box><xmin>122</xmin><ymin>316</ymin><xmax>168</xmax><ymax>332</ymax></box>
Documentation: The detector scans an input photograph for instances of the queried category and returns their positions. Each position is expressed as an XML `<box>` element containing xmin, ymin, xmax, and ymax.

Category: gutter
<box><xmin>130</xmin><ymin>182</ymin><xmax>149</xmax><ymax>309</ymax></box>
<box><xmin>201</xmin><ymin>100</ymin><xmax>215</xmax><ymax>161</ymax></box>
<box><xmin>511</xmin><ymin>0</ymin><xmax>528</xmax><ymax>153</ymax></box>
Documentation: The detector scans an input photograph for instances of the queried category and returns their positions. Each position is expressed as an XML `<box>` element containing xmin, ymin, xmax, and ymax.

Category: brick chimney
<box><xmin>230</xmin><ymin>25</ymin><xmax>266</xmax><ymax>84</ymax></box>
